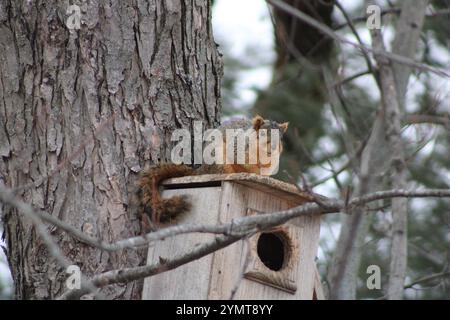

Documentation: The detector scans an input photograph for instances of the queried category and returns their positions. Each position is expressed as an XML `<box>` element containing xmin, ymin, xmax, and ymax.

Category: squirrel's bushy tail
<box><xmin>137</xmin><ymin>163</ymin><xmax>194</xmax><ymax>224</ymax></box>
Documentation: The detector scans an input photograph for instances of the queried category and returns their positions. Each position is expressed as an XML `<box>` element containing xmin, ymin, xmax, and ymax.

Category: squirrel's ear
<box><xmin>252</xmin><ymin>115</ymin><xmax>265</xmax><ymax>130</ymax></box>
<box><xmin>279</xmin><ymin>122</ymin><xmax>289</xmax><ymax>133</ymax></box>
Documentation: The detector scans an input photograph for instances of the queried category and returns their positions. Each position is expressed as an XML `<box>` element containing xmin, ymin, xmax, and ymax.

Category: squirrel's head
<box><xmin>252</xmin><ymin>115</ymin><xmax>289</xmax><ymax>135</ymax></box>
<box><xmin>252</xmin><ymin>115</ymin><xmax>289</xmax><ymax>175</ymax></box>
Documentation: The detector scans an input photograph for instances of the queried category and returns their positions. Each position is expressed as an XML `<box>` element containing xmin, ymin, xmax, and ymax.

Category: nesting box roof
<box><xmin>162</xmin><ymin>173</ymin><xmax>315</xmax><ymax>205</ymax></box>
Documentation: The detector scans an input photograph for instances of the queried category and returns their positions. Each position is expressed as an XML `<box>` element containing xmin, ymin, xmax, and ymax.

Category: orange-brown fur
<box><xmin>137</xmin><ymin>163</ymin><xmax>193</xmax><ymax>225</ymax></box>
<box><xmin>136</xmin><ymin>116</ymin><xmax>288</xmax><ymax>229</ymax></box>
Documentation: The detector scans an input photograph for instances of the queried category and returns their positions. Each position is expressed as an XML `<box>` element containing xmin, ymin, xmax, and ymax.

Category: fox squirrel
<box><xmin>135</xmin><ymin>115</ymin><xmax>289</xmax><ymax>229</ymax></box>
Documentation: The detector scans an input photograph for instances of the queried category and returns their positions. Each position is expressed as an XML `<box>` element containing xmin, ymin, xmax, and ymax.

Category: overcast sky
<box><xmin>213</xmin><ymin>0</ymin><xmax>275</xmax><ymax>107</ymax></box>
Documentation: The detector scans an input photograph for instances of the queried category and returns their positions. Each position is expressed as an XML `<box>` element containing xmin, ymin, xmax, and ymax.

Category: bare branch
<box><xmin>405</xmin><ymin>114</ymin><xmax>450</xmax><ymax>129</ymax></box>
<box><xmin>349</xmin><ymin>189</ymin><xmax>450</xmax><ymax>207</ymax></box>
<box><xmin>368</xmin><ymin>0</ymin><xmax>428</xmax><ymax>299</ymax></box>
<box><xmin>1</xmin><ymin>183</ymin><xmax>249</xmax><ymax>252</ymax></box>
<box><xmin>332</xmin><ymin>69</ymin><xmax>372</xmax><ymax>88</ymax></box>
<box><xmin>378</xmin><ymin>268</ymin><xmax>450</xmax><ymax>299</ymax></box>
<box><xmin>404</xmin><ymin>270</ymin><xmax>450</xmax><ymax>289</ymax></box>
<box><xmin>55</xmin><ymin>187</ymin><xmax>450</xmax><ymax>299</ymax></box>
<box><xmin>58</xmin><ymin>233</ymin><xmax>244</xmax><ymax>300</ymax></box>
<box><xmin>311</xmin><ymin>138</ymin><xmax>368</xmax><ymax>188</ymax></box>
<box><xmin>266</xmin><ymin>0</ymin><xmax>450</xmax><ymax>78</ymax></box>
<box><xmin>335</xmin><ymin>1</ymin><xmax>376</xmax><ymax>80</ymax></box>
<box><xmin>2</xmin><ymin>181</ymin><xmax>449</xmax><ymax>254</ymax></box>
<box><xmin>334</xmin><ymin>8</ymin><xmax>450</xmax><ymax>30</ymax></box>
<box><xmin>3</xmin><ymin>179</ymin><xmax>449</xmax><ymax>299</ymax></box>
<box><xmin>334</xmin><ymin>8</ymin><xmax>401</xmax><ymax>30</ymax></box>
<box><xmin>409</xmin><ymin>242</ymin><xmax>446</xmax><ymax>268</ymax></box>
<box><xmin>0</xmin><ymin>183</ymin><xmax>103</xmax><ymax>299</ymax></box>
<box><xmin>0</xmin><ymin>184</ymin><xmax>70</xmax><ymax>267</ymax></box>
<box><xmin>391</xmin><ymin>0</ymin><xmax>429</xmax><ymax>109</ymax></box>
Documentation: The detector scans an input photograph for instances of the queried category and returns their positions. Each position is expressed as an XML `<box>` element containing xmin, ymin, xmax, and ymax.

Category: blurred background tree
<box><xmin>213</xmin><ymin>0</ymin><xmax>449</xmax><ymax>299</ymax></box>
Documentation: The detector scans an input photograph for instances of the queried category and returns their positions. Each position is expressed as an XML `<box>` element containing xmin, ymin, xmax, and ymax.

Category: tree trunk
<box><xmin>0</xmin><ymin>0</ymin><xmax>221</xmax><ymax>299</ymax></box>
<box><xmin>328</xmin><ymin>0</ymin><xmax>428</xmax><ymax>299</ymax></box>
<box><xmin>253</xmin><ymin>0</ymin><xmax>335</xmax><ymax>177</ymax></box>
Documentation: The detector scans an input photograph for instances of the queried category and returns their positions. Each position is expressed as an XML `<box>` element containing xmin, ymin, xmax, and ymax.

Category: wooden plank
<box><xmin>236</xmin><ymin>188</ymin><xmax>320</xmax><ymax>300</ymax></box>
<box><xmin>162</xmin><ymin>173</ymin><xmax>314</xmax><ymax>205</ymax></box>
<box><xmin>142</xmin><ymin>186</ymin><xmax>221</xmax><ymax>300</ymax></box>
<box><xmin>243</xmin><ymin>222</ymin><xmax>299</xmax><ymax>294</ymax></box>
<box><xmin>208</xmin><ymin>182</ymin><xmax>248</xmax><ymax>300</ymax></box>
<box><xmin>143</xmin><ymin>175</ymin><xmax>322</xmax><ymax>300</ymax></box>
<box><xmin>208</xmin><ymin>181</ymin><xmax>321</xmax><ymax>299</ymax></box>
<box><xmin>293</xmin><ymin>212</ymin><xmax>321</xmax><ymax>299</ymax></box>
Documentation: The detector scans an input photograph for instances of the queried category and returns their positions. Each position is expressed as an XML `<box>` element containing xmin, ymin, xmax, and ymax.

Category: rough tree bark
<box><xmin>385</xmin><ymin>0</ymin><xmax>428</xmax><ymax>299</ymax></box>
<box><xmin>0</xmin><ymin>0</ymin><xmax>222</xmax><ymax>299</ymax></box>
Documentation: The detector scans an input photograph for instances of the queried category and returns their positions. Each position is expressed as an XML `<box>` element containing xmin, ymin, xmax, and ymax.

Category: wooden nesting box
<box><xmin>142</xmin><ymin>173</ymin><xmax>323</xmax><ymax>300</ymax></box>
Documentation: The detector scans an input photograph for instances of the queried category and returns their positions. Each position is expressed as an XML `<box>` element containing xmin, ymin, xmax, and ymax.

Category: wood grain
<box><xmin>143</xmin><ymin>175</ymin><xmax>322</xmax><ymax>300</ymax></box>
<box><xmin>142</xmin><ymin>186</ymin><xmax>221</xmax><ymax>299</ymax></box>
<box><xmin>162</xmin><ymin>173</ymin><xmax>315</xmax><ymax>204</ymax></box>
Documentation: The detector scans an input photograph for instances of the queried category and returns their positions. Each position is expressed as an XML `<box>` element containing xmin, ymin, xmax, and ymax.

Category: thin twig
<box><xmin>2</xmin><ymin>183</ymin><xmax>450</xmax><ymax>254</ymax></box>
<box><xmin>266</xmin><ymin>0</ymin><xmax>450</xmax><ymax>78</ymax></box>
<box><xmin>405</xmin><ymin>114</ymin><xmax>450</xmax><ymax>130</ymax></box>
<box><xmin>333</xmin><ymin>8</ymin><xmax>450</xmax><ymax>30</ymax></box>
<box><xmin>332</xmin><ymin>69</ymin><xmax>372</xmax><ymax>87</ymax></box>
<box><xmin>2</xmin><ymin>181</ymin><xmax>450</xmax><ymax>302</ymax></box>
<box><xmin>404</xmin><ymin>270</ymin><xmax>450</xmax><ymax>289</ymax></box>
<box><xmin>58</xmin><ymin>234</ymin><xmax>243</xmax><ymax>300</ymax></box>
<box><xmin>0</xmin><ymin>183</ymin><xmax>104</xmax><ymax>299</ymax></box>
<box><xmin>335</xmin><ymin>1</ymin><xmax>377</xmax><ymax>81</ymax></box>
